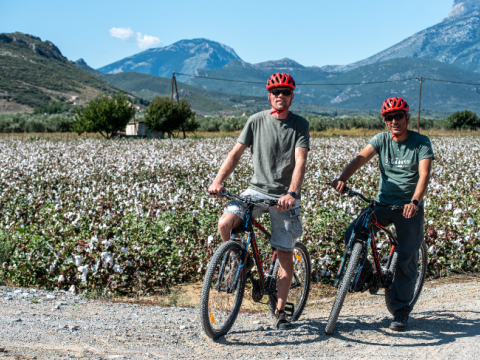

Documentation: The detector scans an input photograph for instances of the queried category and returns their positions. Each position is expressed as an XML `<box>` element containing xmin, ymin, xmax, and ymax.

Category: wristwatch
<box><xmin>287</xmin><ymin>191</ymin><xmax>297</xmax><ymax>198</ymax></box>
<box><xmin>410</xmin><ymin>200</ymin><xmax>419</xmax><ymax>206</ymax></box>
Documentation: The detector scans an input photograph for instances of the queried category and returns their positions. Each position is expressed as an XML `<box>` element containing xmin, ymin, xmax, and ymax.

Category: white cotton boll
<box><xmin>208</xmin><ymin>235</ymin><xmax>214</xmax><ymax>246</ymax></box>
<box><xmin>453</xmin><ymin>209</ymin><xmax>462</xmax><ymax>219</ymax></box>
<box><xmin>165</xmin><ymin>226</ymin><xmax>171</xmax><ymax>232</ymax></box>
<box><xmin>72</xmin><ymin>255</ymin><xmax>82</xmax><ymax>266</ymax></box>
<box><xmin>78</xmin><ymin>265</ymin><xmax>89</xmax><ymax>282</ymax></box>
<box><xmin>102</xmin><ymin>239</ymin><xmax>113</xmax><ymax>248</ymax></box>
<box><xmin>201</xmin><ymin>198</ymin><xmax>205</xmax><ymax>209</ymax></box>
<box><xmin>68</xmin><ymin>285</ymin><xmax>76</xmax><ymax>295</ymax></box>
<box><xmin>58</xmin><ymin>275</ymin><xmax>65</xmax><ymax>282</ymax></box>
<box><xmin>467</xmin><ymin>218</ymin><xmax>474</xmax><ymax>226</ymax></box>
<box><xmin>428</xmin><ymin>220</ymin><xmax>434</xmax><ymax>225</ymax></box>
<box><xmin>446</xmin><ymin>203</ymin><xmax>452</xmax><ymax>211</ymax></box>
<box><xmin>320</xmin><ymin>270</ymin><xmax>326</xmax><ymax>277</ymax></box>
<box><xmin>120</xmin><ymin>247</ymin><xmax>128</xmax><ymax>253</ymax></box>
<box><xmin>126</xmin><ymin>260</ymin><xmax>132</xmax><ymax>266</ymax></box>
<box><xmin>113</xmin><ymin>265</ymin><xmax>124</xmax><ymax>274</ymax></box>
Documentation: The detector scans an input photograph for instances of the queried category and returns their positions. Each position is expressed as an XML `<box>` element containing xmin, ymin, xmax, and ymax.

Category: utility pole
<box><xmin>171</xmin><ymin>71</ymin><xmax>180</xmax><ymax>103</ymax></box>
<box><xmin>417</xmin><ymin>76</ymin><xmax>423</xmax><ymax>133</ymax></box>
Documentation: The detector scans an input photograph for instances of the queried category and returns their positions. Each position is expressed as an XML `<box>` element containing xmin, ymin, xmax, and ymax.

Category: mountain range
<box><xmin>97</xmin><ymin>39</ymin><xmax>241</xmax><ymax>78</ymax></box>
<box><xmin>0</xmin><ymin>32</ymin><xmax>122</xmax><ymax>113</ymax></box>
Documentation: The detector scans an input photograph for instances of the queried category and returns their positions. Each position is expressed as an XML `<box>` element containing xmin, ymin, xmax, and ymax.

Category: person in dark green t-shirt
<box><xmin>332</xmin><ymin>97</ymin><xmax>434</xmax><ymax>332</ymax></box>
<box><xmin>209</xmin><ymin>73</ymin><xmax>310</xmax><ymax>330</ymax></box>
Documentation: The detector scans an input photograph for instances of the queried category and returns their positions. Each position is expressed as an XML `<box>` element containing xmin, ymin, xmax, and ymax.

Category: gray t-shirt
<box><xmin>237</xmin><ymin>110</ymin><xmax>310</xmax><ymax>198</ymax></box>
<box><xmin>369</xmin><ymin>131</ymin><xmax>435</xmax><ymax>206</ymax></box>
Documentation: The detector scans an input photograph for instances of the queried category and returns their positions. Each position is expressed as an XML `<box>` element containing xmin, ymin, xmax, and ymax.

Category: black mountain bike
<box><xmin>325</xmin><ymin>188</ymin><xmax>428</xmax><ymax>335</ymax></box>
<box><xmin>200</xmin><ymin>190</ymin><xmax>312</xmax><ymax>339</ymax></box>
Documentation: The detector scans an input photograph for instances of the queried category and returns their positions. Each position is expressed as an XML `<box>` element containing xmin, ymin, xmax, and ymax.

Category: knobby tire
<box><xmin>200</xmin><ymin>241</ymin><xmax>246</xmax><ymax>339</ymax></box>
<box><xmin>325</xmin><ymin>241</ymin><xmax>363</xmax><ymax>335</ymax></box>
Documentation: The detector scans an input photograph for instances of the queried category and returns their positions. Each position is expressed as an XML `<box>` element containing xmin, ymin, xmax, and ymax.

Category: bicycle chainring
<box><xmin>251</xmin><ymin>278</ymin><xmax>264</xmax><ymax>302</ymax></box>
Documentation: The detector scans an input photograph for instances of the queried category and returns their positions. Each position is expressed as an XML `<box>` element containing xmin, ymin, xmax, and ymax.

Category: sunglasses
<box><xmin>270</xmin><ymin>89</ymin><xmax>293</xmax><ymax>97</ymax></box>
<box><xmin>385</xmin><ymin>113</ymin><xmax>406</xmax><ymax>122</ymax></box>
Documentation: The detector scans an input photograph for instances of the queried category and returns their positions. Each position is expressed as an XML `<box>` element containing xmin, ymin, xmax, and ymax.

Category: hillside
<box><xmin>0</xmin><ymin>32</ymin><xmax>122</xmax><ymax>113</ymax></box>
<box><xmin>185</xmin><ymin>57</ymin><xmax>480</xmax><ymax>113</ymax></box>
<box><xmin>324</xmin><ymin>0</ymin><xmax>480</xmax><ymax>73</ymax></box>
<box><xmin>97</xmin><ymin>39</ymin><xmax>241</xmax><ymax>78</ymax></box>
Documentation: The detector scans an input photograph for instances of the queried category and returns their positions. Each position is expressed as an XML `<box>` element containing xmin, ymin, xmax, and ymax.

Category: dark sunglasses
<box><xmin>271</xmin><ymin>89</ymin><xmax>293</xmax><ymax>96</ymax></box>
<box><xmin>385</xmin><ymin>113</ymin><xmax>406</xmax><ymax>122</ymax></box>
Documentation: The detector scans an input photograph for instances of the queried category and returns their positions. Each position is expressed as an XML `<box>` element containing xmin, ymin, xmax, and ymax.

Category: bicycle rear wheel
<box><xmin>200</xmin><ymin>241</ymin><xmax>247</xmax><ymax>339</ymax></box>
<box><xmin>325</xmin><ymin>241</ymin><xmax>363</xmax><ymax>335</ymax></box>
<box><xmin>385</xmin><ymin>240</ymin><xmax>428</xmax><ymax>315</ymax></box>
<box><xmin>268</xmin><ymin>241</ymin><xmax>312</xmax><ymax>321</ymax></box>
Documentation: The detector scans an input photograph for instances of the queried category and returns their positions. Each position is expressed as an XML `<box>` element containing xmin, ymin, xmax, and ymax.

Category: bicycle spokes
<box><xmin>208</xmin><ymin>249</ymin><xmax>242</xmax><ymax>330</ymax></box>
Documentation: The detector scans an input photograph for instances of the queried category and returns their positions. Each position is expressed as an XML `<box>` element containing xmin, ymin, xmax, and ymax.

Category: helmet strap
<box><xmin>390</xmin><ymin>119</ymin><xmax>409</xmax><ymax>142</ymax></box>
<box><xmin>270</xmin><ymin>106</ymin><xmax>290</xmax><ymax>115</ymax></box>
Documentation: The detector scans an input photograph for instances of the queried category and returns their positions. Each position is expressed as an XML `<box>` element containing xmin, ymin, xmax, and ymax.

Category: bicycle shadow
<box><xmin>215</xmin><ymin>310</ymin><xmax>480</xmax><ymax>348</ymax></box>
<box><xmin>329</xmin><ymin>309</ymin><xmax>480</xmax><ymax>348</ymax></box>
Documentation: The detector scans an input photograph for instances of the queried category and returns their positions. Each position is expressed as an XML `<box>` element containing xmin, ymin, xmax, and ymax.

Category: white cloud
<box><xmin>109</xmin><ymin>27</ymin><xmax>135</xmax><ymax>42</ymax></box>
<box><xmin>136</xmin><ymin>32</ymin><xmax>161</xmax><ymax>49</ymax></box>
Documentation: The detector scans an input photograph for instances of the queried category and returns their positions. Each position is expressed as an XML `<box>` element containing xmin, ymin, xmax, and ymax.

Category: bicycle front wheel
<box><xmin>325</xmin><ymin>241</ymin><xmax>363</xmax><ymax>335</ymax></box>
<box><xmin>268</xmin><ymin>241</ymin><xmax>312</xmax><ymax>321</ymax></box>
<box><xmin>200</xmin><ymin>241</ymin><xmax>247</xmax><ymax>339</ymax></box>
<box><xmin>385</xmin><ymin>240</ymin><xmax>428</xmax><ymax>315</ymax></box>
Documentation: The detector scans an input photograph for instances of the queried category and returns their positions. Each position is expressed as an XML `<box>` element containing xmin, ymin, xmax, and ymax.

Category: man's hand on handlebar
<box><xmin>403</xmin><ymin>203</ymin><xmax>418</xmax><ymax>219</ymax></box>
<box><xmin>277</xmin><ymin>194</ymin><xmax>296</xmax><ymax>212</ymax></box>
<box><xmin>208</xmin><ymin>182</ymin><xmax>226</xmax><ymax>199</ymax></box>
<box><xmin>332</xmin><ymin>178</ymin><xmax>347</xmax><ymax>194</ymax></box>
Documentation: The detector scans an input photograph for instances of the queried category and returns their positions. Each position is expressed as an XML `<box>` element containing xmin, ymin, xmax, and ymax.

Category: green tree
<box><xmin>444</xmin><ymin>110</ymin><xmax>480</xmax><ymax>130</ymax></box>
<box><xmin>72</xmin><ymin>93</ymin><xmax>135</xmax><ymax>139</ymax></box>
<box><xmin>145</xmin><ymin>97</ymin><xmax>198</xmax><ymax>138</ymax></box>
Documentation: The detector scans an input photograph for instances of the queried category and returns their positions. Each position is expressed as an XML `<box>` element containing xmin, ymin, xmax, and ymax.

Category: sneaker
<box><xmin>390</xmin><ymin>306</ymin><xmax>411</xmax><ymax>331</ymax></box>
<box><xmin>275</xmin><ymin>310</ymin><xmax>292</xmax><ymax>330</ymax></box>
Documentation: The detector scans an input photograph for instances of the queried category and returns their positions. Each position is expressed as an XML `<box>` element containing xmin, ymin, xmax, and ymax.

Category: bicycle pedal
<box><xmin>284</xmin><ymin>302</ymin><xmax>295</xmax><ymax>317</ymax></box>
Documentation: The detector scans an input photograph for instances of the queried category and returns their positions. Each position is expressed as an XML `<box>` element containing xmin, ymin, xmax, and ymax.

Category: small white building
<box><xmin>125</xmin><ymin>121</ymin><xmax>163</xmax><ymax>138</ymax></box>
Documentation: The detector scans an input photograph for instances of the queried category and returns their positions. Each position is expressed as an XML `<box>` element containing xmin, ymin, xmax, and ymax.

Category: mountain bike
<box><xmin>325</xmin><ymin>187</ymin><xmax>428</xmax><ymax>335</ymax></box>
<box><xmin>200</xmin><ymin>190</ymin><xmax>311</xmax><ymax>339</ymax></box>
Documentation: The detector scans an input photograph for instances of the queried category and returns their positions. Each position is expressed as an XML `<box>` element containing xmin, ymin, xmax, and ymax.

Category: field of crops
<box><xmin>0</xmin><ymin>136</ymin><xmax>479</xmax><ymax>295</ymax></box>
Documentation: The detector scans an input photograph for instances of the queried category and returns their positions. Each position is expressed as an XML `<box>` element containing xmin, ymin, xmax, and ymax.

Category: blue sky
<box><xmin>1</xmin><ymin>0</ymin><xmax>454</xmax><ymax>69</ymax></box>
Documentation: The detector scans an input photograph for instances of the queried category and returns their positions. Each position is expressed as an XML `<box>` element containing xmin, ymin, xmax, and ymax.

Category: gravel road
<box><xmin>0</xmin><ymin>278</ymin><xmax>479</xmax><ymax>359</ymax></box>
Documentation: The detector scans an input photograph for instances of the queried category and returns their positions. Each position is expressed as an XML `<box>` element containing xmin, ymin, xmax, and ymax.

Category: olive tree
<box><xmin>145</xmin><ymin>97</ymin><xmax>198</xmax><ymax>138</ymax></box>
<box><xmin>72</xmin><ymin>93</ymin><xmax>136</xmax><ymax>139</ymax></box>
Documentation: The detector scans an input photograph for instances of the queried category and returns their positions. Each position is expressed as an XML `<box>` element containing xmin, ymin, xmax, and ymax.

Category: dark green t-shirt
<box><xmin>237</xmin><ymin>110</ymin><xmax>310</xmax><ymax>198</ymax></box>
<box><xmin>369</xmin><ymin>131</ymin><xmax>435</xmax><ymax>206</ymax></box>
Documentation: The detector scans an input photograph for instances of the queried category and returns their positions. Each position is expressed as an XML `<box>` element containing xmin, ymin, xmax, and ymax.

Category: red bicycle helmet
<box><xmin>381</xmin><ymin>97</ymin><xmax>409</xmax><ymax>116</ymax></box>
<box><xmin>266</xmin><ymin>73</ymin><xmax>296</xmax><ymax>90</ymax></box>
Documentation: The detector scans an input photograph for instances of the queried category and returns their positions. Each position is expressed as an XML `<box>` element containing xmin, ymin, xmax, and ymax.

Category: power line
<box><xmin>423</xmin><ymin>77</ymin><xmax>480</xmax><ymax>86</ymax></box>
<box><xmin>175</xmin><ymin>72</ymin><xmax>420</xmax><ymax>86</ymax></box>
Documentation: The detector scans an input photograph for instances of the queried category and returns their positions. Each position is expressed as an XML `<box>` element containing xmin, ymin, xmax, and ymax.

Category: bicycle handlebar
<box><xmin>343</xmin><ymin>187</ymin><xmax>404</xmax><ymax>213</ymax></box>
<box><xmin>210</xmin><ymin>190</ymin><xmax>280</xmax><ymax>207</ymax></box>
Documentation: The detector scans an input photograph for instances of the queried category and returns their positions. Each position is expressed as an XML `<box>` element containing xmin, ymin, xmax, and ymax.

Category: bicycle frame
<box><xmin>217</xmin><ymin>205</ymin><xmax>278</xmax><ymax>296</ymax></box>
<box><xmin>333</xmin><ymin>206</ymin><xmax>399</xmax><ymax>292</ymax></box>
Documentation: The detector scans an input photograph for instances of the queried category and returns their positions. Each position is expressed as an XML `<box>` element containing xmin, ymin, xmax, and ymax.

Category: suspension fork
<box><xmin>352</xmin><ymin>236</ymin><xmax>371</xmax><ymax>291</ymax></box>
<box><xmin>334</xmin><ymin>232</ymin><xmax>355</xmax><ymax>288</ymax></box>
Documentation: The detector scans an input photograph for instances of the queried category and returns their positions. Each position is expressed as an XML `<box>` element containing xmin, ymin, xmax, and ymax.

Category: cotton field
<box><xmin>0</xmin><ymin>136</ymin><xmax>479</xmax><ymax>294</ymax></box>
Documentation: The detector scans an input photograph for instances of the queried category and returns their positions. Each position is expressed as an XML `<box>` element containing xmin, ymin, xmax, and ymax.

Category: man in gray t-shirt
<box><xmin>209</xmin><ymin>73</ymin><xmax>309</xmax><ymax>330</ymax></box>
<box><xmin>332</xmin><ymin>97</ymin><xmax>434</xmax><ymax>332</ymax></box>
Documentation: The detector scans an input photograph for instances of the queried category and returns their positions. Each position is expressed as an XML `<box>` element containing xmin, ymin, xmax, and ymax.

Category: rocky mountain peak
<box><xmin>446</xmin><ymin>0</ymin><xmax>480</xmax><ymax>20</ymax></box>
<box><xmin>255</xmin><ymin>58</ymin><xmax>305</xmax><ymax>69</ymax></box>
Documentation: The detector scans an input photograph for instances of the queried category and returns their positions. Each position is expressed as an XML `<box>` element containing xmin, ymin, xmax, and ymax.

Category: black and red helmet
<box><xmin>381</xmin><ymin>97</ymin><xmax>409</xmax><ymax>116</ymax></box>
<box><xmin>266</xmin><ymin>72</ymin><xmax>296</xmax><ymax>90</ymax></box>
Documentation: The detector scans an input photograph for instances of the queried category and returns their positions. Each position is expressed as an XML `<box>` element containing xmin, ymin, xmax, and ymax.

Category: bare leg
<box><xmin>275</xmin><ymin>250</ymin><xmax>294</xmax><ymax>313</ymax></box>
<box><xmin>218</xmin><ymin>213</ymin><xmax>243</xmax><ymax>242</ymax></box>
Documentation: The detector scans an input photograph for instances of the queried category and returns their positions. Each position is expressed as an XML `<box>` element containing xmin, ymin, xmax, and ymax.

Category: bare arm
<box><xmin>403</xmin><ymin>157</ymin><xmax>433</xmax><ymax>218</ymax></box>
<box><xmin>208</xmin><ymin>142</ymin><xmax>248</xmax><ymax>197</ymax></box>
<box><xmin>277</xmin><ymin>147</ymin><xmax>309</xmax><ymax>212</ymax></box>
<box><xmin>332</xmin><ymin>144</ymin><xmax>377</xmax><ymax>193</ymax></box>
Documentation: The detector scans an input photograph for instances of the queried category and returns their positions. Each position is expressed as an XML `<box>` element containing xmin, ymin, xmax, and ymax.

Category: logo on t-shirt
<box><xmin>385</xmin><ymin>157</ymin><xmax>412</xmax><ymax>168</ymax></box>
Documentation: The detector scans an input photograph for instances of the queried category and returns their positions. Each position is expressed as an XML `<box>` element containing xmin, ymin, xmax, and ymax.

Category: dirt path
<box><xmin>0</xmin><ymin>276</ymin><xmax>479</xmax><ymax>359</ymax></box>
